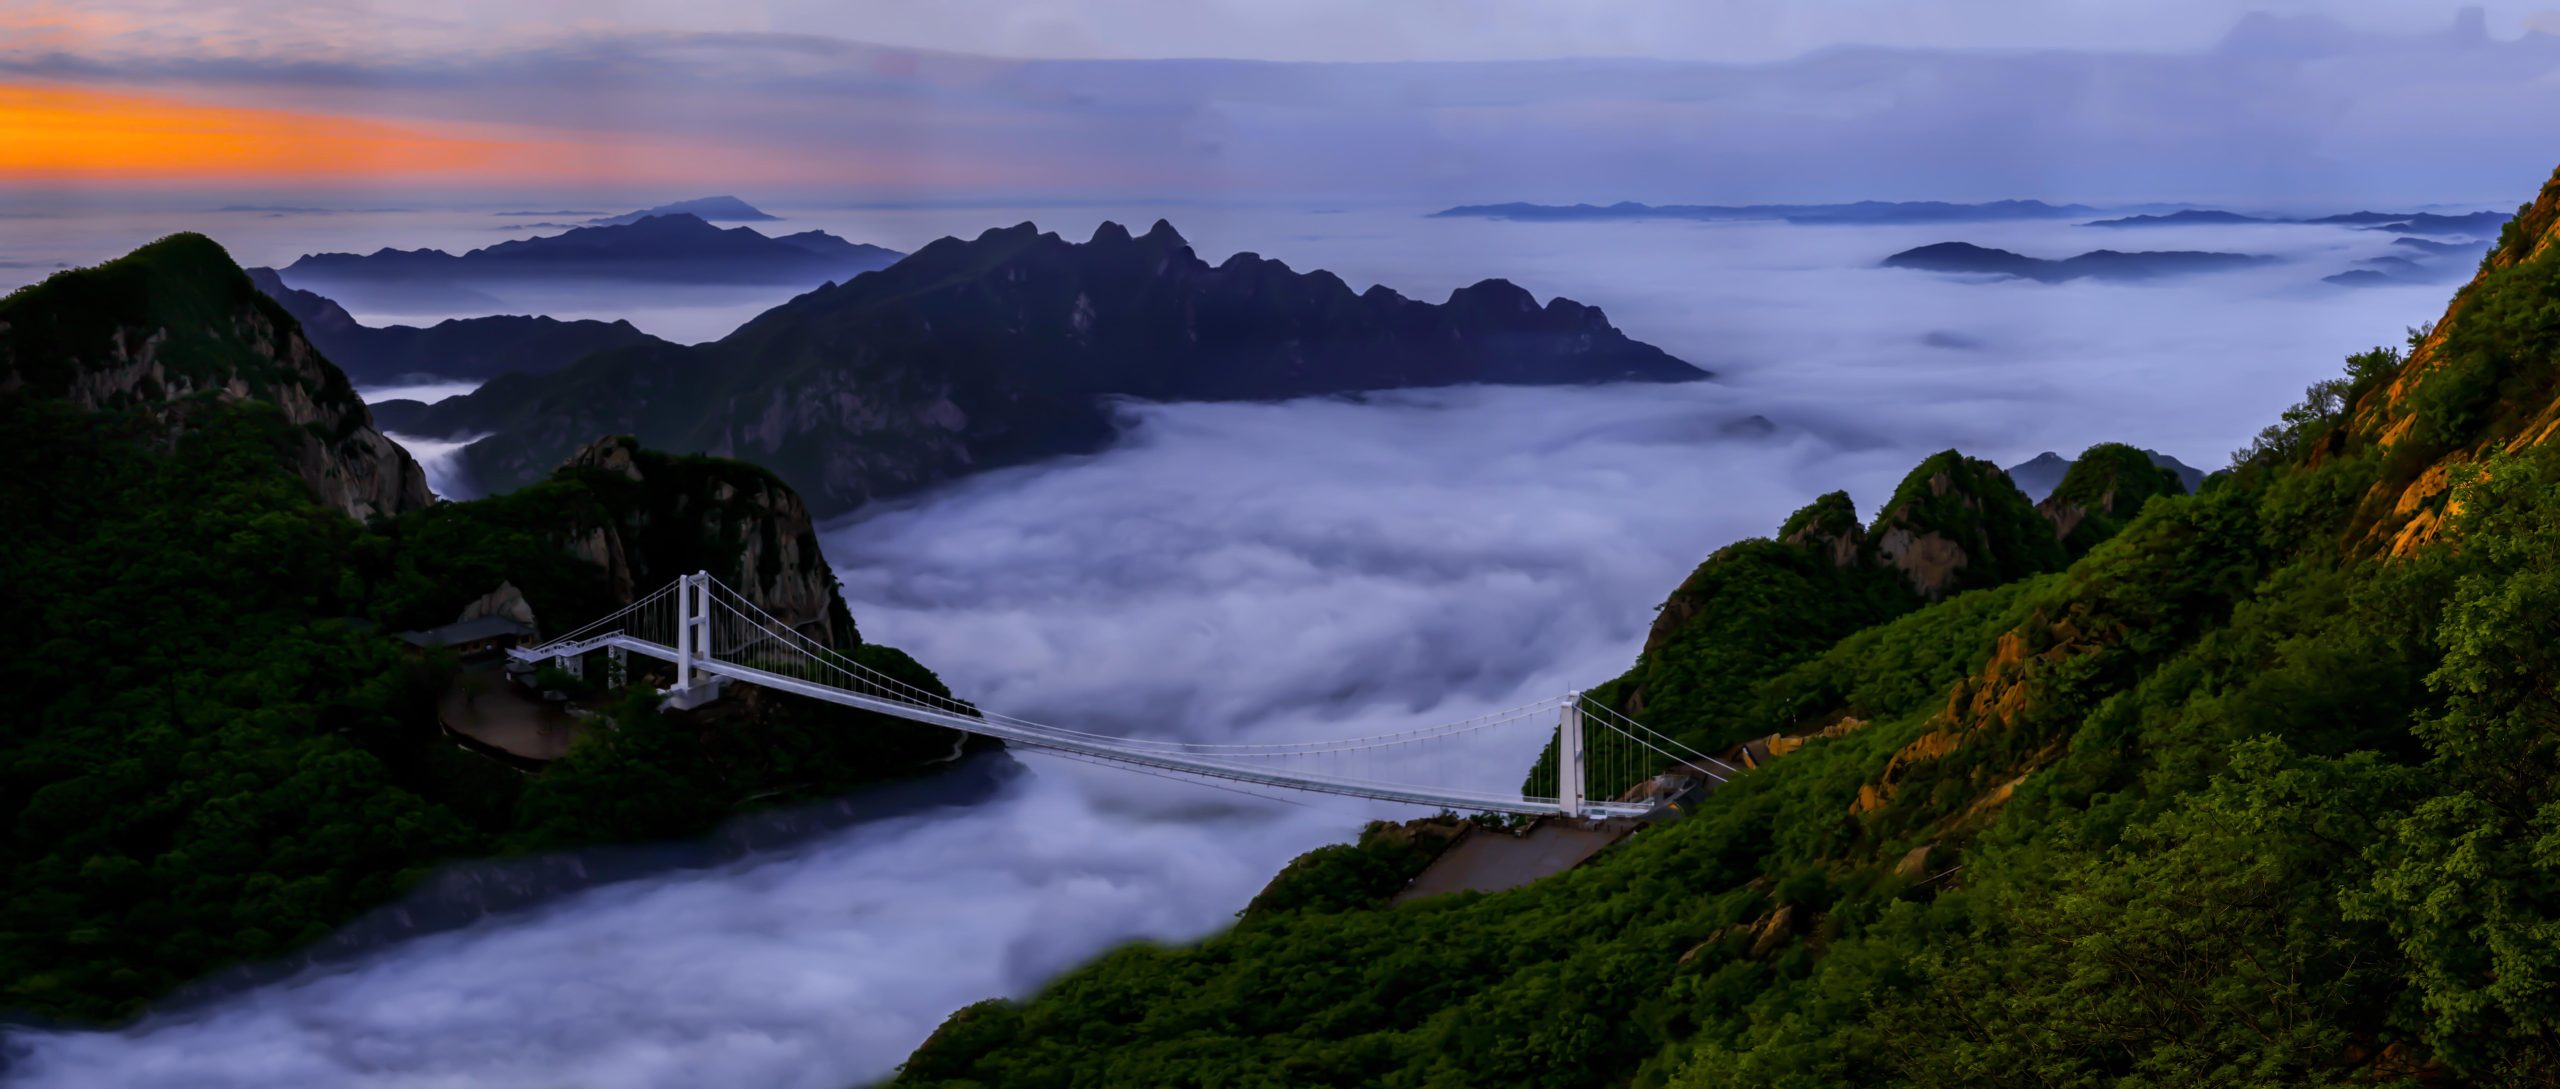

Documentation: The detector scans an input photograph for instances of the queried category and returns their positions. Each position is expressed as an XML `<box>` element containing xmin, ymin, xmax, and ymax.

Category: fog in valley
<box><xmin>1</xmin><ymin>203</ymin><xmax>2465</xmax><ymax>1088</ymax></box>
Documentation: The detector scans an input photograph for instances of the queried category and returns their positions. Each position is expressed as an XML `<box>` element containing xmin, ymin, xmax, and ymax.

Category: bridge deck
<box><xmin>515</xmin><ymin>636</ymin><xmax>1650</xmax><ymax>818</ymax></box>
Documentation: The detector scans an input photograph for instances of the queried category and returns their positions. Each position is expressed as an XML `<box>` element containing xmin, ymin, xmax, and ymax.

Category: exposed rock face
<box><xmin>550</xmin><ymin>436</ymin><xmax>857</xmax><ymax>646</ymax></box>
<box><xmin>1776</xmin><ymin>489</ymin><xmax>1867</xmax><ymax>568</ymax></box>
<box><xmin>2339</xmin><ymin>164</ymin><xmax>2560</xmax><ymax>556</ymax></box>
<box><xmin>456</xmin><ymin>581</ymin><xmax>539</xmax><ymax>629</ymax></box>
<box><xmin>0</xmin><ymin>233</ymin><xmax>430</xmax><ymax>519</ymax></box>
<box><xmin>1746</xmin><ymin>904</ymin><xmax>1797</xmax><ymax>959</ymax></box>
<box><xmin>1869</xmin><ymin>451</ymin><xmax>2065</xmax><ymax>599</ymax></box>
<box><xmin>394</xmin><ymin>218</ymin><xmax>1704</xmax><ymax>517</ymax></box>
<box><xmin>2032</xmin><ymin>442</ymin><xmax>2187</xmax><ymax>556</ymax></box>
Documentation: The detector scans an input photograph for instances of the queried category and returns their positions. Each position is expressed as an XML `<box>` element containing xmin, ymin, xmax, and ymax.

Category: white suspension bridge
<box><xmin>508</xmin><ymin>572</ymin><xmax>1738</xmax><ymax>818</ymax></box>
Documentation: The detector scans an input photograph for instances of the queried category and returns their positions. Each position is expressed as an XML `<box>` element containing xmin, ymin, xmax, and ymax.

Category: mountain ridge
<box><xmin>0</xmin><ymin>233</ymin><xmax>431</xmax><ymax>517</ymax></box>
<box><xmin>392</xmin><ymin>217</ymin><xmax>1704</xmax><ymax>516</ymax></box>
<box><xmin>245</xmin><ymin>267</ymin><xmax>674</xmax><ymax>385</ymax></box>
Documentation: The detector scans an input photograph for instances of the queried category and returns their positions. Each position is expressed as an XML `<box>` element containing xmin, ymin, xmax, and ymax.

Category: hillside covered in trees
<box><xmin>0</xmin><ymin>236</ymin><xmax>978</xmax><ymax>1023</ymax></box>
<box><xmin>886</xmin><ymin>166</ymin><xmax>2560</xmax><ymax>1087</ymax></box>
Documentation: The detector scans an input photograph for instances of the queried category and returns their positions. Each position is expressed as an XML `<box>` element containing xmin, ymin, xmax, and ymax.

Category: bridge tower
<box><xmin>1557</xmin><ymin>692</ymin><xmax>1585</xmax><ymax>818</ymax></box>
<box><xmin>663</xmin><ymin>570</ymin><xmax>726</xmax><ymax>710</ymax></box>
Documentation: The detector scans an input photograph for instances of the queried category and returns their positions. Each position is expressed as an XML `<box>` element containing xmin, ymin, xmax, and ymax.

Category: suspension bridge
<box><xmin>508</xmin><ymin>572</ymin><xmax>1738</xmax><ymax>818</ymax></box>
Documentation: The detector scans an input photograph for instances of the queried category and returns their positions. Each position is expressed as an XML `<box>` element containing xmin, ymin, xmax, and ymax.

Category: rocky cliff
<box><xmin>390</xmin><ymin>218</ymin><xmax>1704</xmax><ymax>516</ymax></box>
<box><xmin>2331</xmin><ymin>163</ymin><xmax>2560</xmax><ymax>555</ymax></box>
<box><xmin>548</xmin><ymin>436</ymin><xmax>856</xmax><ymax>645</ymax></box>
<box><xmin>1867</xmin><ymin>450</ymin><xmax>2066</xmax><ymax>599</ymax></box>
<box><xmin>2032</xmin><ymin>441</ymin><xmax>2188</xmax><ymax>556</ymax></box>
<box><xmin>0</xmin><ymin>233</ymin><xmax>431</xmax><ymax>519</ymax></box>
<box><xmin>1595</xmin><ymin>449</ymin><xmax>2091</xmax><ymax>754</ymax></box>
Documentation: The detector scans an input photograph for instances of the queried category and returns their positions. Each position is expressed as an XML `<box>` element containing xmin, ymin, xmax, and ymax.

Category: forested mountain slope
<box><xmin>0</xmin><ymin>236</ymin><xmax>977</xmax><ymax>1023</ymax></box>
<box><xmin>888</xmin><ymin>165</ymin><xmax>2560</xmax><ymax>1087</ymax></box>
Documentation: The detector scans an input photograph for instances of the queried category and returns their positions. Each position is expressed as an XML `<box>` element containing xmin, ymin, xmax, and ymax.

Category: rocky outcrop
<box><xmin>1595</xmin><ymin>452</ymin><xmax>2076</xmax><ymax>756</ymax></box>
<box><xmin>394</xmin><ymin>218</ymin><xmax>1704</xmax><ymax>517</ymax></box>
<box><xmin>456</xmin><ymin>581</ymin><xmax>540</xmax><ymax>629</ymax></box>
<box><xmin>1776</xmin><ymin>490</ymin><xmax>1867</xmax><ymax>568</ymax></box>
<box><xmin>0</xmin><ymin>233</ymin><xmax>431</xmax><ymax>520</ymax></box>
<box><xmin>2334</xmin><ymin>164</ymin><xmax>2560</xmax><ymax>556</ymax></box>
<box><xmin>2032</xmin><ymin>442</ymin><xmax>2187</xmax><ymax>556</ymax></box>
<box><xmin>550</xmin><ymin>436</ymin><xmax>857</xmax><ymax>646</ymax></box>
<box><xmin>1869</xmin><ymin>451</ymin><xmax>2066</xmax><ymax>599</ymax></box>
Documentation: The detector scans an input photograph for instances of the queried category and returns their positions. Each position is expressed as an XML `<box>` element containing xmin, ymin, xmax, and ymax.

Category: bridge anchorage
<box><xmin>510</xmin><ymin>571</ymin><xmax>1740</xmax><ymax>818</ymax></box>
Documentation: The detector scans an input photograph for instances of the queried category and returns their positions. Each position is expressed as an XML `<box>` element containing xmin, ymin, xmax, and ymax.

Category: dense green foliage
<box><xmin>0</xmin><ymin>394</ymin><xmax>971</xmax><ymax>1022</ymax></box>
<box><xmin>890</xmin><ymin>298</ymin><xmax>2560</xmax><ymax>1086</ymax></box>
<box><xmin>0</xmin><ymin>396</ymin><xmax>469</xmax><ymax>1019</ymax></box>
<box><xmin>1582</xmin><ymin>536</ymin><xmax>1913</xmax><ymax>758</ymax></box>
<box><xmin>1238</xmin><ymin>817</ymin><xmax>1470</xmax><ymax>920</ymax></box>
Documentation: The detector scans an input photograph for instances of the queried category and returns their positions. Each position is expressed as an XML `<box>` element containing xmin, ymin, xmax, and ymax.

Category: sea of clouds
<box><xmin>1</xmin><ymin>203</ymin><xmax>2465</xmax><ymax>1088</ymax></box>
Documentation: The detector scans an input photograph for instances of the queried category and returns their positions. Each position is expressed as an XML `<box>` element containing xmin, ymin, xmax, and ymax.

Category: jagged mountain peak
<box><xmin>0</xmin><ymin>232</ymin><xmax>429</xmax><ymax>518</ymax></box>
<box><xmin>396</xmin><ymin>216</ymin><xmax>1702</xmax><ymax>517</ymax></box>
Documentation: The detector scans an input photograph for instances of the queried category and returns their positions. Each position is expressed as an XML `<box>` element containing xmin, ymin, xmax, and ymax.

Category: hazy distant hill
<box><xmin>246</xmin><ymin>267</ymin><xmax>672</xmax><ymax>385</ymax></box>
<box><xmin>2085</xmin><ymin>207</ymin><xmax>2508</xmax><ymax>235</ymax></box>
<box><xmin>388</xmin><ymin>218</ymin><xmax>1703</xmax><ymax>515</ymax></box>
<box><xmin>2005</xmin><ymin>447</ymin><xmax>2207</xmax><ymax>501</ymax></box>
<box><xmin>279</xmin><ymin>213</ymin><xmax>903</xmax><ymax>295</ymax></box>
<box><xmin>1429</xmin><ymin>199</ymin><xmax>2109</xmax><ymax>224</ymax></box>
<box><xmin>1883</xmin><ymin>241</ymin><xmax>2274</xmax><ymax>283</ymax></box>
<box><xmin>2080</xmin><ymin>209</ymin><xmax>2281</xmax><ymax>227</ymax></box>
<box><xmin>588</xmin><ymin>195</ymin><xmax>780</xmax><ymax>225</ymax></box>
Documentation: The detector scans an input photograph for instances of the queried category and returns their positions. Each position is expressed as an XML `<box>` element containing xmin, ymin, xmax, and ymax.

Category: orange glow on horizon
<box><xmin>0</xmin><ymin>82</ymin><xmax>525</xmax><ymax>183</ymax></box>
<box><xmin>0</xmin><ymin>78</ymin><xmax>1167</xmax><ymax>192</ymax></box>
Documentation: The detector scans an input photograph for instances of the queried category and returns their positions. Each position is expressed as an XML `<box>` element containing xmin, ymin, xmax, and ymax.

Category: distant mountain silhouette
<box><xmin>245</xmin><ymin>268</ymin><xmax>671</xmax><ymax>386</ymax></box>
<box><xmin>2393</xmin><ymin>237</ymin><xmax>2488</xmax><ymax>257</ymax></box>
<box><xmin>589</xmin><ymin>195</ymin><xmax>779</xmax><ymax>225</ymax></box>
<box><xmin>281</xmin><ymin>214</ymin><xmax>901</xmax><ymax>288</ymax></box>
<box><xmin>1430</xmin><ymin>200</ymin><xmax>2107</xmax><ymax>224</ymax></box>
<box><xmin>1883</xmin><ymin>242</ymin><xmax>2274</xmax><ymax>283</ymax></box>
<box><xmin>2322</xmin><ymin>236</ymin><xmax>2496</xmax><ymax>288</ymax></box>
<box><xmin>2082</xmin><ymin>210</ymin><xmax>2282</xmax><ymax>227</ymax></box>
<box><xmin>388</xmin><ymin>218</ymin><xmax>1704</xmax><ymax>515</ymax></box>
<box><xmin>2006</xmin><ymin>448</ymin><xmax>2206</xmax><ymax>501</ymax></box>
<box><xmin>2344</xmin><ymin>211</ymin><xmax>2511</xmax><ymax>236</ymax></box>
<box><xmin>2085</xmin><ymin>208</ymin><xmax>2508</xmax><ymax>237</ymax></box>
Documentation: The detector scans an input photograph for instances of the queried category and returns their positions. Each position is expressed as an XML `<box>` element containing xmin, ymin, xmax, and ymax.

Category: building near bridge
<box><xmin>395</xmin><ymin>616</ymin><xmax>535</xmax><ymax>659</ymax></box>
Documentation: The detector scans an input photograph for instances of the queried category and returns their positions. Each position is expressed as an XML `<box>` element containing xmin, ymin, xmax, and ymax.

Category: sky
<box><xmin>5</xmin><ymin>0</ymin><xmax>2560</xmax><ymax>205</ymax></box>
